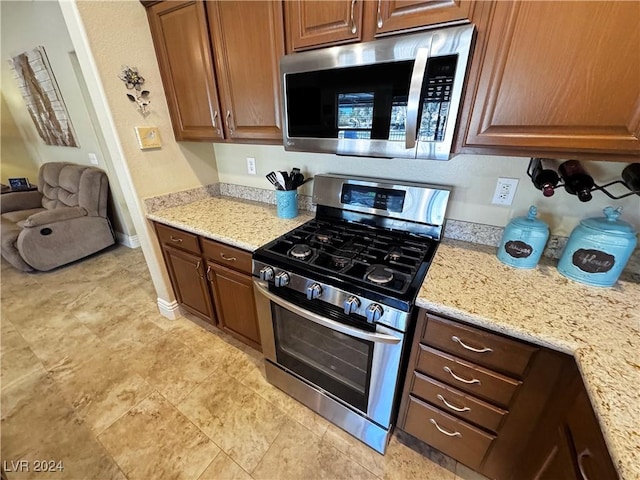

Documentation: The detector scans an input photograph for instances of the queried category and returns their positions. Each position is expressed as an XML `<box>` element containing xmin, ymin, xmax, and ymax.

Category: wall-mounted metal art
<box><xmin>118</xmin><ymin>66</ymin><xmax>150</xmax><ymax>115</ymax></box>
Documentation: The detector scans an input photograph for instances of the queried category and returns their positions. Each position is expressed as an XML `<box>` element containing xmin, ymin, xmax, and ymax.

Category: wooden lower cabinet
<box><xmin>207</xmin><ymin>262</ymin><xmax>261</xmax><ymax>351</ymax></box>
<box><xmin>397</xmin><ymin>309</ymin><xmax>617</xmax><ymax>480</ymax></box>
<box><xmin>520</xmin><ymin>364</ymin><xmax>618</xmax><ymax>480</ymax></box>
<box><xmin>154</xmin><ymin>222</ymin><xmax>261</xmax><ymax>351</ymax></box>
<box><xmin>162</xmin><ymin>245</ymin><xmax>214</xmax><ymax>323</ymax></box>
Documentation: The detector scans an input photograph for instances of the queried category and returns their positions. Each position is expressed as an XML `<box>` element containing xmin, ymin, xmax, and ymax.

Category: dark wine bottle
<box><xmin>530</xmin><ymin>158</ymin><xmax>560</xmax><ymax>197</ymax></box>
<box><xmin>559</xmin><ymin>160</ymin><xmax>595</xmax><ymax>202</ymax></box>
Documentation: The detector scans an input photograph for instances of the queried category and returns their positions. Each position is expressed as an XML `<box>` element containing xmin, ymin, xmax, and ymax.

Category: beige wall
<box><xmin>74</xmin><ymin>0</ymin><xmax>219</xmax><ymax>199</ymax></box>
<box><xmin>0</xmin><ymin>91</ymin><xmax>39</xmax><ymax>183</ymax></box>
<box><xmin>0</xmin><ymin>0</ymin><xmax>135</xmax><ymax>236</ymax></box>
<box><xmin>64</xmin><ymin>0</ymin><xmax>220</xmax><ymax>308</ymax></box>
<box><xmin>214</xmin><ymin>145</ymin><xmax>640</xmax><ymax>236</ymax></box>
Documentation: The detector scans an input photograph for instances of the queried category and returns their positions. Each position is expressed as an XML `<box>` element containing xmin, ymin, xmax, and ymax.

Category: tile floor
<box><xmin>1</xmin><ymin>246</ymin><xmax>485</xmax><ymax>480</ymax></box>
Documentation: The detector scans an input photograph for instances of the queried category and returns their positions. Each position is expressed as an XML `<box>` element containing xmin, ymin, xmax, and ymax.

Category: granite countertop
<box><xmin>147</xmin><ymin>196</ymin><xmax>313</xmax><ymax>251</ymax></box>
<box><xmin>147</xmin><ymin>195</ymin><xmax>639</xmax><ymax>480</ymax></box>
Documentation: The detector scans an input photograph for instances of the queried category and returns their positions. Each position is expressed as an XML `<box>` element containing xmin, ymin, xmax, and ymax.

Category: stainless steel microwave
<box><xmin>280</xmin><ymin>24</ymin><xmax>475</xmax><ymax>161</ymax></box>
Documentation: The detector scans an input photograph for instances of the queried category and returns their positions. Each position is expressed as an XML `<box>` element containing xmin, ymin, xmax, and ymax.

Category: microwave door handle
<box><xmin>253</xmin><ymin>280</ymin><xmax>401</xmax><ymax>345</ymax></box>
<box><xmin>406</xmin><ymin>46</ymin><xmax>431</xmax><ymax>150</ymax></box>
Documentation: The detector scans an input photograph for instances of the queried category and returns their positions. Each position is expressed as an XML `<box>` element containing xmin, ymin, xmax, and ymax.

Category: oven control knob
<box><xmin>259</xmin><ymin>266</ymin><xmax>275</xmax><ymax>281</ymax></box>
<box><xmin>306</xmin><ymin>283</ymin><xmax>323</xmax><ymax>300</ymax></box>
<box><xmin>274</xmin><ymin>271</ymin><xmax>290</xmax><ymax>288</ymax></box>
<box><xmin>343</xmin><ymin>296</ymin><xmax>360</xmax><ymax>315</ymax></box>
<box><xmin>365</xmin><ymin>304</ymin><xmax>384</xmax><ymax>323</ymax></box>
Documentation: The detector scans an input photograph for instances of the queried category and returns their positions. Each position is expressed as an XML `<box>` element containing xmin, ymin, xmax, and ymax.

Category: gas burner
<box><xmin>332</xmin><ymin>256</ymin><xmax>351</xmax><ymax>269</ymax></box>
<box><xmin>314</xmin><ymin>230</ymin><xmax>333</xmax><ymax>243</ymax></box>
<box><xmin>290</xmin><ymin>244</ymin><xmax>313</xmax><ymax>260</ymax></box>
<box><xmin>365</xmin><ymin>264</ymin><xmax>394</xmax><ymax>285</ymax></box>
<box><xmin>387</xmin><ymin>248</ymin><xmax>403</xmax><ymax>261</ymax></box>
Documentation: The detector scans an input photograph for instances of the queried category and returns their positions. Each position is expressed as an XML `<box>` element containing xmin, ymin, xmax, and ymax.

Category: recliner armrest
<box><xmin>23</xmin><ymin>206</ymin><xmax>87</xmax><ymax>228</ymax></box>
<box><xmin>0</xmin><ymin>191</ymin><xmax>43</xmax><ymax>214</ymax></box>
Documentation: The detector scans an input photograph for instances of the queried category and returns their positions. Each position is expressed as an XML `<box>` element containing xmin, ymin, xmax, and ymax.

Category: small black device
<box><xmin>8</xmin><ymin>178</ymin><xmax>31</xmax><ymax>191</ymax></box>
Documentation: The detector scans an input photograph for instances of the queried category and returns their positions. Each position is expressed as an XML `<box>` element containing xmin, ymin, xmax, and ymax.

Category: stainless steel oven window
<box><xmin>272</xmin><ymin>303</ymin><xmax>374</xmax><ymax>412</ymax></box>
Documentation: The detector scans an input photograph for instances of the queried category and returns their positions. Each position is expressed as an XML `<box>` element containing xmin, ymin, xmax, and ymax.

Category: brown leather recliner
<box><xmin>1</xmin><ymin>162</ymin><xmax>115</xmax><ymax>271</ymax></box>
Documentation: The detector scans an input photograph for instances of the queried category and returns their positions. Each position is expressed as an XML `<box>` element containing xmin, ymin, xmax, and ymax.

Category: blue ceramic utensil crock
<box><xmin>497</xmin><ymin>206</ymin><xmax>549</xmax><ymax>269</ymax></box>
<box><xmin>557</xmin><ymin>207</ymin><xmax>637</xmax><ymax>287</ymax></box>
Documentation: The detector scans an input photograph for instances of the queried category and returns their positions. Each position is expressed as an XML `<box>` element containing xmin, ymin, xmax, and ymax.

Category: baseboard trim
<box><xmin>157</xmin><ymin>297</ymin><xmax>181</xmax><ymax>320</ymax></box>
<box><xmin>116</xmin><ymin>232</ymin><xmax>141</xmax><ymax>249</ymax></box>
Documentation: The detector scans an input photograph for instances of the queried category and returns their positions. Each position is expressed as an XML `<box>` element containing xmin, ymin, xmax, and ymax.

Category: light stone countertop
<box><xmin>416</xmin><ymin>241</ymin><xmax>639</xmax><ymax>480</ymax></box>
<box><xmin>147</xmin><ymin>196</ymin><xmax>313</xmax><ymax>251</ymax></box>
<box><xmin>148</xmin><ymin>195</ymin><xmax>639</xmax><ymax>480</ymax></box>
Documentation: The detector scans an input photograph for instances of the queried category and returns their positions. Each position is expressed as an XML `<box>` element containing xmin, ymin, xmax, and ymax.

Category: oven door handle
<box><xmin>253</xmin><ymin>280</ymin><xmax>402</xmax><ymax>344</ymax></box>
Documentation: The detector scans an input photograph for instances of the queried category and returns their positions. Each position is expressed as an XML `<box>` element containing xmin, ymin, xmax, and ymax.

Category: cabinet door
<box><xmin>462</xmin><ymin>0</ymin><xmax>640</xmax><ymax>160</ymax></box>
<box><xmin>208</xmin><ymin>262</ymin><xmax>261</xmax><ymax>351</ymax></box>
<box><xmin>285</xmin><ymin>0</ymin><xmax>364</xmax><ymax>51</ymax></box>
<box><xmin>163</xmin><ymin>245</ymin><xmax>215</xmax><ymax>324</ymax></box>
<box><xmin>375</xmin><ymin>0</ymin><xmax>473</xmax><ymax>36</ymax></box>
<box><xmin>206</xmin><ymin>1</ymin><xmax>285</xmax><ymax>142</ymax></box>
<box><xmin>531</xmin><ymin>425</ymin><xmax>578</xmax><ymax>480</ymax></box>
<box><xmin>565</xmin><ymin>389</ymin><xmax>618</xmax><ymax>480</ymax></box>
<box><xmin>146</xmin><ymin>1</ymin><xmax>223</xmax><ymax>141</ymax></box>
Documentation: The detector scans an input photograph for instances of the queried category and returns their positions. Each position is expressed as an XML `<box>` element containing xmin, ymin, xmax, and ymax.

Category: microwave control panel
<box><xmin>420</xmin><ymin>55</ymin><xmax>457</xmax><ymax>142</ymax></box>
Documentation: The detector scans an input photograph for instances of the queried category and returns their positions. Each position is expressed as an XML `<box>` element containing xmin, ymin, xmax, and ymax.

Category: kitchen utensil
<box><xmin>275</xmin><ymin>171</ymin><xmax>287</xmax><ymax>191</ymax></box>
<box><xmin>293</xmin><ymin>173</ymin><xmax>305</xmax><ymax>188</ymax></box>
<box><xmin>497</xmin><ymin>206</ymin><xmax>549</xmax><ymax>269</ymax></box>
<box><xmin>266</xmin><ymin>172</ymin><xmax>283</xmax><ymax>190</ymax></box>
<box><xmin>279</xmin><ymin>171</ymin><xmax>291</xmax><ymax>190</ymax></box>
<box><xmin>557</xmin><ymin>206</ymin><xmax>637</xmax><ymax>287</ymax></box>
<box><xmin>299</xmin><ymin>177</ymin><xmax>313</xmax><ymax>186</ymax></box>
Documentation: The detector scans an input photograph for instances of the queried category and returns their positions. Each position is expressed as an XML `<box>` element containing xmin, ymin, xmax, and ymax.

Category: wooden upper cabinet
<box><xmin>146</xmin><ymin>1</ymin><xmax>222</xmax><ymax>141</ymax></box>
<box><xmin>285</xmin><ymin>0</ymin><xmax>472</xmax><ymax>52</ymax></box>
<box><xmin>206</xmin><ymin>1</ymin><xmax>285</xmax><ymax>142</ymax></box>
<box><xmin>461</xmin><ymin>0</ymin><xmax>640</xmax><ymax>161</ymax></box>
<box><xmin>145</xmin><ymin>1</ymin><xmax>284</xmax><ymax>143</ymax></box>
<box><xmin>285</xmin><ymin>0</ymin><xmax>363</xmax><ymax>52</ymax></box>
<box><xmin>376</xmin><ymin>0</ymin><xmax>472</xmax><ymax>35</ymax></box>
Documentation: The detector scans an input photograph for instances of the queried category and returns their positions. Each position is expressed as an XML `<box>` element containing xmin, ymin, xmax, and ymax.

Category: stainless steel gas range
<box><xmin>252</xmin><ymin>174</ymin><xmax>450</xmax><ymax>453</ymax></box>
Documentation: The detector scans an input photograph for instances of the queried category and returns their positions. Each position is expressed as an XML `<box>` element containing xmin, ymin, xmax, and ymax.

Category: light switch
<box><xmin>88</xmin><ymin>153</ymin><xmax>99</xmax><ymax>165</ymax></box>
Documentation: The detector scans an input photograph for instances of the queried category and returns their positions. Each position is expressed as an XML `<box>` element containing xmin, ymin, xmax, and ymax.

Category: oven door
<box><xmin>253</xmin><ymin>280</ymin><xmax>405</xmax><ymax>428</ymax></box>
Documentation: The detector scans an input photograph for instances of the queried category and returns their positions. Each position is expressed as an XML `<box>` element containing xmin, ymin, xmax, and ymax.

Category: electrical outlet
<box><xmin>88</xmin><ymin>153</ymin><xmax>99</xmax><ymax>165</ymax></box>
<box><xmin>492</xmin><ymin>177</ymin><xmax>519</xmax><ymax>205</ymax></box>
<box><xmin>246</xmin><ymin>157</ymin><xmax>256</xmax><ymax>175</ymax></box>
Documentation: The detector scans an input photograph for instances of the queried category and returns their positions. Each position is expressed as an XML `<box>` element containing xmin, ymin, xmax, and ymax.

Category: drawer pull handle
<box><xmin>430</xmin><ymin>419</ymin><xmax>462</xmax><ymax>437</ymax></box>
<box><xmin>444</xmin><ymin>366</ymin><xmax>481</xmax><ymax>385</ymax></box>
<box><xmin>220</xmin><ymin>253</ymin><xmax>237</xmax><ymax>262</ymax></box>
<box><xmin>437</xmin><ymin>394</ymin><xmax>470</xmax><ymax>413</ymax></box>
<box><xmin>452</xmin><ymin>336</ymin><xmax>493</xmax><ymax>354</ymax></box>
<box><xmin>577</xmin><ymin>449</ymin><xmax>592</xmax><ymax>480</ymax></box>
<box><xmin>169</xmin><ymin>236</ymin><xmax>183</xmax><ymax>243</ymax></box>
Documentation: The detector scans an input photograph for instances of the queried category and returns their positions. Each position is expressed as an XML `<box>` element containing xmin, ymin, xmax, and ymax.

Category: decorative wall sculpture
<box><xmin>8</xmin><ymin>46</ymin><xmax>78</xmax><ymax>147</ymax></box>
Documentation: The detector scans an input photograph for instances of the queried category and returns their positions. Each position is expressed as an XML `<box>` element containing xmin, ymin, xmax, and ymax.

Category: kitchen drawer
<box><xmin>155</xmin><ymin>223</ymin><xmax>201</xmax><ymax>255</ymax></box>
<box><xmin>410</xmin><ymin>371</ymin><xmax>508</xmax><ymax>433</ymax></box>
<box><xmin>416</xmin><ymin>345</ymin><xmax>521</xmax><ymax>407</ymax></box>
<box><xmin>403</xmin><ymin>395</ymin><xmax>496</xmax><ymax>469</ymax></box>
<box><xmin>423</xmin><ymin>313</ymin><xmax>537</xmax><ymax>377</ymax></box>
<box><xmin>201</xmin><ymin>238</ymin><xmax>252</xmax><ymax>274</ymax></box>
